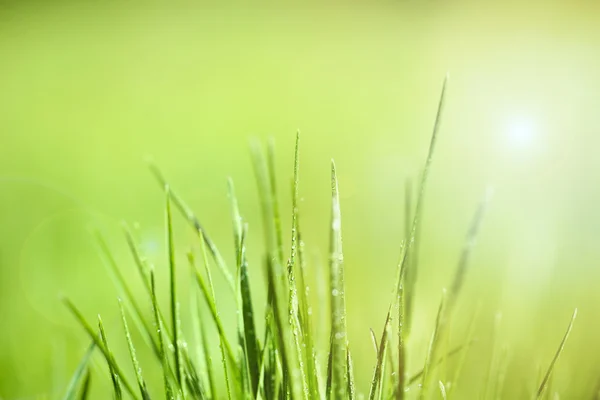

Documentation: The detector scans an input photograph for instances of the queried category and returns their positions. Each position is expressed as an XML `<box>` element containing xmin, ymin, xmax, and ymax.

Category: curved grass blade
<box><xmin>77</xmin><ymin>370</ymin><xmax>91</xmax><ymax>400</ymax></box>
<box><xmin>369</xmin><ymin>309</ymin><xmax>392</xmax><ymax>400</ymax></box>
<box><xmin>149</xmin><ymin>161</ymin><xmax>235</xmax><ymax>292</ymax></box>
<box><xmin>419</xmin><ymin>289</ymin><xmax>447</xmax><ymax>400</ymax></box>
<box><xmin>62</xmin><ymin>342</ymin><xmax>96</xmax><ymax>400</ymax></box>
<box><xmin>98</xmin><ymin>316</ymin><xmax>123</xmax><ymax>400</ymax></box>
<box><xmin>536</xmin><ymin>309</ymin><xmax>578</xmax><ymax>399</ymax></box>
<box><xmin>63</xmin><ymin>298</ymin><xmax>139</xmax><ymax>400</ymax></box>
<box><xmin>149</xmin><ymin>270</ymin><xmax>175</xmax><ymax>400</ymax></box>
<box><xmin>329</xmin><ymin>160</ymin><xmax>348</xmax><ymax>400</ymax></box>
<box><xmin>118</xmin><ymin>299</ymin><xmax>152</xmax><ymax>400</ymax></box>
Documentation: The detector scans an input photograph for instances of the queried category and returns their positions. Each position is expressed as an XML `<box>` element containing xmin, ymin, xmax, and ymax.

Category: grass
<box><xmin>60</xmin><ymin>77</ymin><xmax>580</xmax><ymax>399</ymax></box>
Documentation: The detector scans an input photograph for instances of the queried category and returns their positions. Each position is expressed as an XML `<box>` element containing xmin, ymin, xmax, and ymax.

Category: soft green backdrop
<box><xmin>1</xmin><ymin>1</ymin><xmax>600</xmax><ymax>398</ymax></box>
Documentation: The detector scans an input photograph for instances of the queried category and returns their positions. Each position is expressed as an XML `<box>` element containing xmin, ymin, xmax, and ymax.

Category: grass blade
<box><xmin>347</xmin><ymin>346</ymin><xmax>356</xmax><ymax>400</ymax></box>
<box><xmin>439</xmin><ymin>381</ymin><xmax>447</xmax><ymax>400</ymax></box>
<box><xmin>419</xmin><ymin>289</ymin><xmax>447</xmax><ymax>400</ymax></box>
<box><xmin>403</xmin><ymin>75</ymin><xmax>449</xmax><ymax>329</ymax></box>
<box><xmin>267</xmin><ymin>138</ymin><xmax>285</xmax><ymax>267</ymax></box>
<box><xmin>297</xmin><ymin>225</ymin><xmax>321</xmax><ymax>400</ymax></box>
<box><xmin>287</xmin><ymin>131</ymin><xmax>310</xmax><ymax>400</ymax></box>
<box><xmin>448</xmin><ymin>307</ymin><xmax>480</xmax><ymax>395</ymax></box>
<box><xmin>240</xmin><ymin>226</ymin><xmax>261</xmax><ymax>396</ymax></box>
<box><xmin>98</xmin><ymin>316</ymin><xmax>123</xmax><ymax>400</ymax></box>
<box><xmin>118</xmin><ymin>299</ymin><xmax>151</xmax><ymax>400</ymax></box>
<box><xmin>149</xmin><ymin>161</ymin><xmax>235</xmax><ymax>292</ymax></box>
<box><xmin>406</xmin><ymin>340</ymin><xmax>477</xmax><ymax>386</ymax></box>
<box><xmin>165</xmin><ymin>188</ymin><xmax>184</xmax><ymax>389</ymax></box>
<box><xmin>77</xmin><ymin>370</ymin><xmax>92</xmax><ymax>400</ymax></box>
<box><xmin>536</xmin><ymin>308</ymin><xmax>578</xmax><ymax>399</ymax></box>
<box><xmin>63</xmin><ymin>298</ymin><xmax>139</xmax><ymax>399</ymax></box>
<box><xmin>266</xmin><ymin>255</ymin><xmax>302</xmax><ymax>400</ymax></box>
<box><xmin>62</xmin><ymin>342</ymin><xmax>95</xmax><ymax>400</ymax></box>
<box><xmin>326</xmin><ymin>333</ymin><xmax>333</xmax><ymax>400</ymax></box>
<box><xmin>329</xmin><ymin>159</ymin><xmax>348</xmax><ymax>399</ymax></box>
<box><xmin>94</xmin><ymin>231</ymin><xmax>160</xmax><ymax>358</ymax></box>
<box><xmin>124</xmin><ymin>222</ymin><xmax>202</xmax><ymax>395</ymax></box>
<box><xmin>447</xmin><ymin>191</ymin><xmax>491</xmax><ymax>316</ymax></box>
<box><xmin>188</xmin><ymin>240</ymin><xmax>238</xmax><ymax>372</ymax></box>
<box><xmin>149</xmin><ymin>270</ymin><xmax>175</xmax><ymax>400</ymax></box>
<box><xmin>369</xmin><ymin>309</ymin><xmax>392</xmax><ymax>400</ymax></box>
<box><xmin>228</xmin><ymin>179</ymin><xmax>261</xmax><ymax>397</ymax></box>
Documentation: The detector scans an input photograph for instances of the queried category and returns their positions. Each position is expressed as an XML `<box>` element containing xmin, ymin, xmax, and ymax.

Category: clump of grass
<box><xmin>61</xmin><ymin>77</ymin><xmax>580</xmax><ymax>400</ymax></box>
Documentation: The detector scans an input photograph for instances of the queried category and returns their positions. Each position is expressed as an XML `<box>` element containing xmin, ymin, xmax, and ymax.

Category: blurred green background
<box><xmin>1</xmin><ymin>1</ymin><xmax>600</xmax><ymax>398</ymax></box>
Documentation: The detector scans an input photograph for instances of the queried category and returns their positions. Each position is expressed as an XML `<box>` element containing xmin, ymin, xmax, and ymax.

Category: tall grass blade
<box><xmin>536</xmin><ymin>309</ymin><xmax>578</xmax><ymax>399</ymax></box>
<box><xmin>287</xmin><ymin>131</ymin><xmax>310</xmax><ymax>400</ymax></box>
<box><xmin>403</xmin><ymin>75</ymin><xmax>449</xmax><ymax>329</ymax></box>
<box><xmin>118</xmin><ymin>299</ymin><xmax>152</xmax><ymax>400</ymax></box>
<box><xmin>62</xmin><ymin>342</ymin><xmax>95</xmax><ymax>400</ymax></box>
<box><xmin>329</xmin><ymin>159</ymin><xmax>348</xmax><ymax>400</ymax></box>
<box><xmin>165</xmin><ymin>188</ymin><xmax>184</xmax><ymax>390</ymax></box>
<box><xmin>63</xmin><ymin>298</ymin><xmax>138</xmax><ymax>399</ymax></box>
<box><xmin>149</xmin><ymin>162</ymin><xmax>235</xmax><ymax>291</ymax></box>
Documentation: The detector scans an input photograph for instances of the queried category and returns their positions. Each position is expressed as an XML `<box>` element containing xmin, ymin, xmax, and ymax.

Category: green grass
<box><xmin>61</xmin><ymin>78</ymin><xmax>580</xmax><ymax>400</ymax></box>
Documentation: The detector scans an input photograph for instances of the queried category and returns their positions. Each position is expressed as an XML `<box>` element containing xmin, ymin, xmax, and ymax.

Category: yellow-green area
<box><xmin>1</xmin><ymin>1</ymin><xmax>600</xmax><ymax>398</ymax></box>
